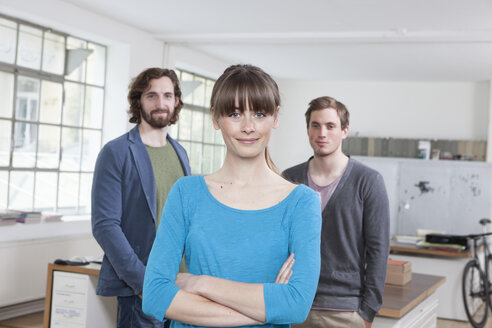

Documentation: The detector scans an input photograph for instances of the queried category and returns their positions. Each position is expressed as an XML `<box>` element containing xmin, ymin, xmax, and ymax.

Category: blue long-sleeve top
<box><xmin>143</xmin><ymin>175</ymin><xmax>321</xmax><ymax>328</ymax></box>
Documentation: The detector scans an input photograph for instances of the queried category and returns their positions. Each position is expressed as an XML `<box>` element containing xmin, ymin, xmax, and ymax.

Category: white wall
<box><xmin>166</xmin><ymin>44</ymin><xmax>230</xmax><ymax>80</ymax></box>
<box><xmin>271</xmin><ymin>79</ymin><xmax>490</xmax><ymax>170</ymax></box>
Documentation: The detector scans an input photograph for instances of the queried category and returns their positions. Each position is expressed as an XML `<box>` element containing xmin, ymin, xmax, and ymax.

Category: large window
<box><xmin>0</xmin><ymin>14</ymin><xmax>106</xmax><ymax>215</ymax></box>
<box><xmin>170</xmin><ymin>70</ymin><xmax>225</xmax><ymax>175</ymax></box>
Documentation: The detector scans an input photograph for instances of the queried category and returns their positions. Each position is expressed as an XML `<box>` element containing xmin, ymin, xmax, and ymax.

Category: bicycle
<box><xmin>462</xmin><ymin>218</ymin><xmax>492</xmax><ymax>328</ymax></box>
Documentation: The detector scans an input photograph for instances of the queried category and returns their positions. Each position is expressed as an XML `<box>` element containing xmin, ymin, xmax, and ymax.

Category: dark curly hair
<box><xmin>127</xmin><ymin>68</ymin><xmax>183</xmax><ymax>125</ymax></box>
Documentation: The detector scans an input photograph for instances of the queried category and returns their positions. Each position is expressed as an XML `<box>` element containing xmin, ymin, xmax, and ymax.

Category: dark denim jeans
<box><xmin>117</xmin><ymin>295</ymin><xmax>169</xmax><ymax>328</ymax></box>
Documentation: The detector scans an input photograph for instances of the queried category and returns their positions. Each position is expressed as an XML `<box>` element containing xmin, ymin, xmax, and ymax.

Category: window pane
<box><xmin>191</xmin><ymin>111</ymin><xmax>203</xmax><ymax>141</ymax></box>
<box><xmin>79</xmin><ymin>173</ymin><xmax>92</xmax><ymax>214</ymax></box>
<box><xmin>65</xmin><ymin>37</ymin><xmax>87</xmax><ymax>82</ymax></box>
<box><xmin>39</xmin><ymin>80</ymin><xmax>62</xmax><ymax>124</ymax></box>
<box><xmin>37</xmin><ymin>125</ymin><xmax>60</xmax><ymax>169</ymax></box>
<box><xmin>213</xmin><ymin>146</ymin><xmax>225</xmax><ymax>171</ymax></box>
<box><xmin>190</xmin><ymin>142</ymin><xmax>202</xmax><ymax>174</ymax></box>
<box><xmin>205</xmin><ymin>80</ymin><xmax>214</xmax><ymax>108</ymax></box>
<box><xmin>0</xmin><ymin>170</ymin><xmax>7</xmax><ymax>208</ymax></box>
<box><xmin>63</xmin><ymin>82</ymin><xmax>84</xmax><ymax>126</ymax></box>
<box><xmin>58</xmin><ymin>172</ymin><xmax>79</xmax><ymax>214</ymax></box>
<box><xmin>0</xmin><ymin>18</ymin><xmax>17</xmax><ymax>64</ymax></box>
<box><xmin>181</xmin><ymin>72</ymin><xmax>194</xmax><ymax>104</ymax></box>
<box><xmin>202</xmin><ymin>145</ymin><xmax>213</xmax><ymax>174</ymax></box>
<box><xmin>203</xmin><ymin>113</ymin><xmax>214</xmax><ymax>143</ymax></box>
<box><xmin>86</xmin><ymin>43</ymin><xmax>105</xmax><ymax>86</ymax></box>
<box><xmin>180</xmin><ymin>141</ymin><xmax>191</xmax><ymax>161</ymax></box>
<box><xmin>12</xmin><ymin>122</ymin><xmax>37</xmax><ymax>168</ymax></box>
<box><xmin>168</xmin><ymin>125</ymin><xmax>178</xmax><ymax>139</ymax></box>
<box><xmin>84</xmin><ymin>86</ymin><xmax>103</xmax><ymax>128</ymax></box>
<box><xmin>178</xmin><ymin>108</ymin><xmax>192</xmax><ymax>140</ymax></box>
<box><xmin>34</xmin><ymin>172</ymin><xmax>57</xmax><ymax>211</ymax></box>
<box><xmin>193</xmin><ymin>77</ymin><xmax>205</xmax><ymax>107</ymax></box>
<box><xmin>16</xmin><ymin>76</ymin><xmax>40</xmax><ymax>121</ymax></box>
<box><xmin>81</xmin><ymin>129</ymin><xmax>101</xmax><ymax>171</ymax></box>
<box><xmin>42</xmin><ymin>32</ymin><xmax>65</xmax><ymax>75</ymax></box>
<box><xmin>0</xmin><ymin>71</ymin><xmax>14</xmax><ymax>118</ymax></box>
<box><xmin>0</xmin><ymin>20</ymin><xmax>105</xmax><ymax>216</ymax></box>
<box><xmin>17</xmin><ymin>24</ymin><xmax>42</xmax><ymax>70</ymax></box>
<box><xmin>0</xmin><ymin>120</ymin><xmax>11</xmax><ymax>166</ymax></box>
<box><xmin>214</xmin><ymin>129</ymin><xmax>224</xmax><ymax>145</ymax></box>
<box><xmin>9</xmin><ymin>171</ymin><xmax>34</xmax><ymax>210</ymax></box>
<box><xmin>60</xmin><ymin>127</ymin><xmax>82</xmax><ymax>171</ymax></box>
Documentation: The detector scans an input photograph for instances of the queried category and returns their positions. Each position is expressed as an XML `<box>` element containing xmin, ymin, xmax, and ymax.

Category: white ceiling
<box><xmin>62</xmin><ymin>0</ymin><xmax>492</xmax><ymax>81</ymax></box>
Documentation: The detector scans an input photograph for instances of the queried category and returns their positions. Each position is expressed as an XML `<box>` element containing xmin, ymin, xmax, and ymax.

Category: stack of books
<box><xmin>385</xmin><ymin>259</ymin><xmax>412</xmax><ymax>285</ymax></box>
<box><xmin>42</xmin><ymin>212</ymin><xmax>64</xmax><ymax>223</ymax></box>
<box><xmin>0</xmin><ymin>211</ymin><xmax>20</xmax><ymax>226</ymax></box>
<box><xmin>417</xmin><ymin>233</ymin><xmax>469</xmax><ymax>252</ymax></box>
<box><xmin>416</xmin><ymin>240</ymin><xmax>466</xmax><ymax>252</ymax></box>
<box><xmin>9</xmin><ymin>210</ymin><xmax>42</xmax><ymax>224</ymax></box>
<box><xmin>393</xmin><ymin>235</ymin><xmax>424</xmax><ymax>245</ymax></box>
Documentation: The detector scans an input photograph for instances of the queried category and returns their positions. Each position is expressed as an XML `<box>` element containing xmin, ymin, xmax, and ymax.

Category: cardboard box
<box><xmin>385</xmin><ymin>259</ymin><xmax>412</xmax><ymax>285</ymax></box>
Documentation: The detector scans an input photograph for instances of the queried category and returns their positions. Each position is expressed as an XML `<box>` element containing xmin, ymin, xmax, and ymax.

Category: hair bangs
<box><xmin>211</xmin><ymin>66</ymin><xmax>279</xmax><ymax>119</ymax></box>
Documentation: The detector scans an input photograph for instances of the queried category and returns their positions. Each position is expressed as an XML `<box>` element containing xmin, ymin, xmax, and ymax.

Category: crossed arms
<box><xmin>162</xmin><ymin>254</ymin><xmax>295</xmax><ymax>326</ymax></box>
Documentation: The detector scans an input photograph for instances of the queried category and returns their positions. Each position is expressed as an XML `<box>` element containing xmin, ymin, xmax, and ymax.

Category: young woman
<box><xmin>143</xmin><ymin>64</ymin><xmax>321</xmax><ymax>328</ymax></box>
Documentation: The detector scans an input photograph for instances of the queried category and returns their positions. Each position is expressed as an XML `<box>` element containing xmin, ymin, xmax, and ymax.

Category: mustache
<box><xmin>150</xmin><ymin>109</ymin><xmax>169</xmax><ymax>115</ymax></box>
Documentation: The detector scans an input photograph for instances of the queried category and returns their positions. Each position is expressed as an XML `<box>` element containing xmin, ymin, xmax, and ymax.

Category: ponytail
<box><xmin>265</xmin><ymin>146</ymin><xmax>279</xmax><ymax>175</ymax></box>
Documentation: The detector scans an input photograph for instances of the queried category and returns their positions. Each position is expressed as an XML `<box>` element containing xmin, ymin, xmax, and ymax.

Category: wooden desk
<box><xmin>391</xmin><ymin>241</ymin><xmax>474</xmax><ymax>258</ymax></box>
<box><xmin>379</xmin><ymin>273</ymin><xmax>445</xmax><ymax>318</ymax></box>
<box><xmin>43</xmin><ymin>263</ymin><xmax>117</xmax><ymax>328</ymax></box>
<box><xmin>389</xmin><ymin>247</ymin><xmax>474</xmax><ymax>321</ymax></box>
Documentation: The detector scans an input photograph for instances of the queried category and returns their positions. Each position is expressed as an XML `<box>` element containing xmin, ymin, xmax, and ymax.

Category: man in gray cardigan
<box><xmin>283</xmin><ymin>96</ymin><xmax>390</xmax><ymax>328</ymax></box>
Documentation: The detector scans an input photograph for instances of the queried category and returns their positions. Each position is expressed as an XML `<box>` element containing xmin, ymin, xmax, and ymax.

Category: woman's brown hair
<box><xmin>210</xmin><ymin>64</ymin><xmax>280</xmax><ymax>172</ymax></box>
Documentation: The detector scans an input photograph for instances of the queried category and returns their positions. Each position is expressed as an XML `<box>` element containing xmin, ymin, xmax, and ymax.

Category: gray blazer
<box><xmin>92</xmin><ymin>125</ymin><xmax>191</xmax><ymax>296</ymax></box>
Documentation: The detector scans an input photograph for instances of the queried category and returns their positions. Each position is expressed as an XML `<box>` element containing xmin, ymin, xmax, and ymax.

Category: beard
<box><xmin>141</xmin><ymin>108</ymin><xmax>172</xmax><ymax>128</ymax></box>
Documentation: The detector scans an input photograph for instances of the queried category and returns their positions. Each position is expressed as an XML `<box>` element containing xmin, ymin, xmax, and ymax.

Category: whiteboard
<box><xmin>355</xmin><ymin>156</ymin><xmax>492</xmax><ymax>236</ymax></box>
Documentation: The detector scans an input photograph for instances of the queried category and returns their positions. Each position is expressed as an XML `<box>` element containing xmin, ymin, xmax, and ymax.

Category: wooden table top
<box><xmin>391</xmin><ymin>241</ymin><xmax>475</xmax><ymax>258</ymax></box>
<box><xmin>48</xmin><ymin>262</ymin><xmax>101</xmax><ymax>276</ymax></box>
<box><xmin>378</xmin><ymin>273</ymin><xmax>445</xmax><ymax>318</ymax></box>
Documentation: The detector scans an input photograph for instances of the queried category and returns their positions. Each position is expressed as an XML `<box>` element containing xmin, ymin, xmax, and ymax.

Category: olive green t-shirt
<box><xmin>145</xmin><ymin>143</ymin><xmax>184</xmax><ymax>228</ymax></box>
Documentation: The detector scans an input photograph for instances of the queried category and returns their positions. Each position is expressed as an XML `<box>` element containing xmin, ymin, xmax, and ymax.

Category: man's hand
<box><xmin>275</xmin><ymin>253</ymin><xmax>295</xmax><ymax>284</ymax></box>
<box><xmin>363</xmin><ymin>319</ymin><xmax>372</xmax><ymax>328</ymax></box>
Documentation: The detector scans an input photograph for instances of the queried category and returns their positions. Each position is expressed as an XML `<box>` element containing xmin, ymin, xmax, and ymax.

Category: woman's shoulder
<box><xmin>290</xmin><ymin>183</ymin><xmax>319</xmax><ymax>201</ymax></box>
<box><xmin>275</xmin><ymin>178</ymin><xmax>318</xmax><ymax>207</ymax></box>
<box><xmin>285</xmin><ymin>184</ymin><xmax>321</xmax><ymax>226</ymax></box>
<box><xmin>172</xmin><ymin>175</ymin><xmax>204</xmax><ymax>192</ymax></box>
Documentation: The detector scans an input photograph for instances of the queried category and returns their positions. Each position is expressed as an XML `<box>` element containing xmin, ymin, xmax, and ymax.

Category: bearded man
<box><xmin>92</xmin><ymin>68</ymin><xmax>191</xmax><ymax>328</ymax></box>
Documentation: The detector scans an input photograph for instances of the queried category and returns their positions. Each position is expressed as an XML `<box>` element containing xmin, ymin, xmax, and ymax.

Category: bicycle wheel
<box><xmin>463</xmin><ymin>260</ymin><xmax>489</xmax><ymax>328</ymax></box>
<box><xmin>488</xmin><ymin>254</ymin><xmax>492</xmax><ymax>311</ymax></box>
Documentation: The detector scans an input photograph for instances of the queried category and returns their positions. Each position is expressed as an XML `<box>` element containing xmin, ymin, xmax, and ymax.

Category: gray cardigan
<box><xmin>282</xmin><ymin>157</ymin><xmax>390</xmax><ymax>322</ymax></box>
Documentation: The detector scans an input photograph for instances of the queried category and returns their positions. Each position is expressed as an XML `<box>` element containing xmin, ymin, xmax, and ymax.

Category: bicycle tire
<box><xmin>463</xmin><ymin>260</ymin><xmax>489</xmax><ymax>328</ymax></box>
<box><xmin>488</xmin><ymin>254</ymin><xmax>492</xmax><ymax>312</ymax></box>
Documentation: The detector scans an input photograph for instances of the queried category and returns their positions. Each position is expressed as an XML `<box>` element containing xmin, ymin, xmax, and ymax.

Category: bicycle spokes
<box><xmin>463</xmin><ymin>261</ymin><xmax>489</xmax><ymax>328</ymax></box>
